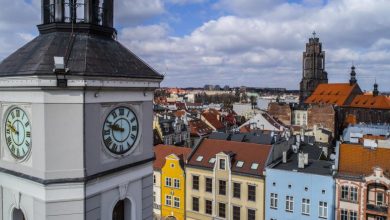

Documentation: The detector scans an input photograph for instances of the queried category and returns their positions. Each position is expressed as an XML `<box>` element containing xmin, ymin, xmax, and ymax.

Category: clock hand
<box><xmin>7</xmin><ymin>123</ymin><xmax>18</xmax><ymax>134</ymax></box>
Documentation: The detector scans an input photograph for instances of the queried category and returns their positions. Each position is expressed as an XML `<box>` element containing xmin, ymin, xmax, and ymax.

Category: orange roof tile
<box><xmin>153</xmin><ymin>145</ymin><xmax>192</xmax><ymax>170</ymax></box>
<box><xmin>305</xmin><ymin>83</ymin><xmax>361</xmax><ymax>106</ymax></box>
<box><xmin>338</xmin><ymin>143</ymin><xmax>390</xmax><ymax>176</ymax></box>
<box><xmin>349</xmin><ymin>94</ymin><xmax>390</xmax><ymax>109</ymax></box>
<box><xmin>202</xmin><ymin>111</ymin><xmax>224</xmax><ymax>130</ymax></box>
<box><xmin>188</xmin><ymin>119</ymin><xmax>213</xmax><ymax>136</ymax></box>
<box><xmin>188</xmin><ymin>138</ymin><xmax>272</xmax><ymax>176</ymax></box>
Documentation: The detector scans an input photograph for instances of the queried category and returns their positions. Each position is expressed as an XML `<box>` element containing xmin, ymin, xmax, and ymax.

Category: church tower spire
<box><xmin>299</xmin><ymin>32</ymin><xmax>328</xmax><ymax>103</ymax></box>
<box><xmin>349</xmin><ymin>65</ymin><xmax>357</xmax><ymax>85</ymax></box>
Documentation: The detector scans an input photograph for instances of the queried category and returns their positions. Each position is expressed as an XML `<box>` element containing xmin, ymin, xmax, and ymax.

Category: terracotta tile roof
<box><xmin>349</xmin><ymin>94</ymin><xmax>390</xmax><ymax>109</ymax></box>
<box><xmin>202</xmin><ymin>111</ymin><xmax>224</xmax><ymax>130</ymax></box>
<box><xmin>187</xmin><ymin>138</ymin><xmax>272</xmax><ymax>176</ymax></box>
<box><xmin>174</xmin><ymin>110</ymin><xmax>187</xmax><ymax>118</ymax></box>
<box><xmin>153</xmin><ymin>145</ymin><xmax>192</xmax><ymax>170</ymax></box>
<box><xmin>188</xmin><ymin>119</ymin><xmax>213</xmax><ymax>136</ymax></box>
<box><xmin>305</xmin><ymin>83</ymin><xmax>361</xmax><ymax>106</ymax></box>
<box><xmin>338</xmin><ymin>143</ymin><xmax>390</xmax><ymax>176</ymax></box>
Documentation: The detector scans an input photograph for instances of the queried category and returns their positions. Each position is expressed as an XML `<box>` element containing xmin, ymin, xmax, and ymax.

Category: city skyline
<box><xmin>0</xmin><ymin>0</ymin><xmax>389</xmax><ymax>91</ymax></box>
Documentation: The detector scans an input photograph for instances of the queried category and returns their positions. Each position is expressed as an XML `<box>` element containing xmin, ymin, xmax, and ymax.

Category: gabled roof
<box><xmin>187</xmin><ymin>138</ymin><xmax>272</xmax><ymax>176</ymax></box>
<box><xmin>188</xmin><ymin>119</ymin><xmax>213</xmax><ymax>137</ymax></box>
<box><xmin>0</xmin><ymin>32</ymin><xmax>163</xmax><ymax>79</ymax></box>
<box><xmin>349</xmin><ymin>94</ymin><xmax>390</xmax><ymax>109</ymax></box>
<box><xmin>338</xmin><ymin>143</ymin><xmax>390</xmax><ymax>177</ymax></box>
<box><xmin>202</xmin><ymin>111</ymin><xmax>224</xmax><ymax>130</ymax></box>
<box><xmin>305</xmin><ymin>83</ymin><xmax>361</xmax><ymax>106</ymax></box>
<box><xmin>153</xmin><ymin>145</ymin><xmax>192</xmax><ymax>170</ymax></box>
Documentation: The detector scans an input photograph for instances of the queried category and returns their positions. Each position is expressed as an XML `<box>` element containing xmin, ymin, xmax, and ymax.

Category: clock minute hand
<box><xmin>109</xmin><ymin>124</ymin><xmax>125</xmax><ymax>132</ymax></box>
<box><xmin>7</xmin><ymin>123</ymin><xmax>18</xmax><ymax>134</ymax></box>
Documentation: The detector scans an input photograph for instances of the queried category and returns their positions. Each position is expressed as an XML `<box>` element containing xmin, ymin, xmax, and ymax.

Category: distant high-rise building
<box><xmin>299</xmin><ymin>32</ymin><xmax>328</xmax><ymax>103</ymax></box>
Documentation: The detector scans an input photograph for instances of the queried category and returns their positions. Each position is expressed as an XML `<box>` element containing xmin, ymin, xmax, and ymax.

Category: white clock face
<box><xmin>5</xmin><ymin>107</ymin><xmax>31</xmax><ymax>159</ymax></box>
<box><xmin>102</xmin><ymin>107</ymin><xmax>139</xmax><ymax>155</ymax></box>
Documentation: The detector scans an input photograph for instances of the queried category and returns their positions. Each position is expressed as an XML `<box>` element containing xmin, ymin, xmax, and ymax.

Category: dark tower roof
<box><xmin>373</xmin><ymin>82</ymin><xmax>379</xmax><ymax>97</ymax></box>
<box><xmin>349</xmin><ymin>65</ymin><xmax>357</xmax><ymax>85</ymax></box>
<box><xmin>0</xmin><ymin>0</ymin><xmax>163</xmax><ymax>80</ymax></box>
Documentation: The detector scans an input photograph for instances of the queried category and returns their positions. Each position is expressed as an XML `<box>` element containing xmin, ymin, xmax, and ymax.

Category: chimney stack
<box><xmin>304</xmin><ymin>153</ymin><xmax>309</xmax><ymax>165</ymax></box>
<box><xmin>282</xmin><ymin>151</ymin><xmax>287</xmax><ymax>164</ymax></box>
<box><xmin>298</xmin><ymin>153</ymin><xmax>305</xmax><ymax>169</ymax></box>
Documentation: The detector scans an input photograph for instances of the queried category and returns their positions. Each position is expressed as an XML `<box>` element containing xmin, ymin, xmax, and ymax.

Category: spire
<box><xmin>349</xmin><ymin>65</ymin><xmax>357</xmax><ymax>85</ymax></box>
<box><xmin>373</xmin><ymin>81</ymin><xmax>379</xmax><ymax>97</ymax></box>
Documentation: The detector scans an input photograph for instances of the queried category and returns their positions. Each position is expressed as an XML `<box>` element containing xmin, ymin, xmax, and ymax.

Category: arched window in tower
<box><xmin>64</xmin><ymin>0</ymin><xmax>85</xmax><ymax>23</ymax></box>
<box><xmin>112</xmin><ymin>199</ymin><xmax>132</xmax><ymax>220</ymax></box>
<box><xmin>93</xmin><ymin>0</ymin><xmax>105</xmax><ymax>25</ymax></box>
<box><xmin>12</xmin><ymin>208</ymin><xmax>25</xmax><ymax>220</ymax></box>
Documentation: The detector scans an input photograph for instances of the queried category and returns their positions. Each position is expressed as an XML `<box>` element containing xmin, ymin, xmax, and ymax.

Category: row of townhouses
<box><xmin>153</xmin><ymin>123</ymin><xmax>390</xmax><ymax>220</ymax></box>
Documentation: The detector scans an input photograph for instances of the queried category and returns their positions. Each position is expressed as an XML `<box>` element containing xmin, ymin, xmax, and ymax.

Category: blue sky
<box><xmin>0</xmin><ymin>0</ymin><xmax>389</xmax><ymax>91</ymax></box>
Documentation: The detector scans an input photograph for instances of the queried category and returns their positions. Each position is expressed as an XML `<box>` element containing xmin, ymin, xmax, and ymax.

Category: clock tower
<box><xmin>0</xmin><ymin>0</ymin><xmax>163</xmax><ymax>219</ymax></box>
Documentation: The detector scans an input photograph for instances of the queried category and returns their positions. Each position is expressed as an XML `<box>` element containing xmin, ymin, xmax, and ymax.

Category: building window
<box><xmin>153</xmin><ymin>191</ymin><xmax>156</xmax><ymax>203</ymax></box>
<box><xmin>153</xmin><ymin>175</ymin><xmax>156</xmax><ymax>185</ymax></box>
<box><xmin>301</xmin><ymin>198</ymin><xmax>310</xmax><ymax>215</ymax></box>
<box><xmin>219</xmin><ymin>159</ymin><xmax>226</xmax><ymax>170</ymax></box>
<box><xmin>192</xmin><ymin>197</ymin><xmax>199</xmax><ymax>212</ymax></box>
<box><xmin>174</xmin><ymin>179</ymin><xmax>180</xmax><ymax>188</ymax></box>
<box><xmin>233</xmin><ymin>182</ymin><xmax>241</xmax><ymax>198</ymax></box>
<box><xmin>350</xmin><ymin>187</ymin><xmax>358</xmax><ymax>202</ymax></box>
<box><xmin>247</xmin><ymin>209</ymin><xmax>256</xmax><ymax>220</ymax></box>
<box><xmin>233</xmin><ymin>206</ymin><xmax>240</xmax><ymax>220</ymax></box>
<box><xmin>165</xmin><ymin>177</ymin><xmax>172</xmax><ymax>187</ymax></box>
<box><xmin>193</xmin><ymin>175</ymin><xmax>199</xmax><ymax>190</ymax></box>
<box><xmin>218</xmin><ymin>203</ymin><xmax>226</xmax><ymax>218</ymax></box>
<box><xmin>319</xmin><ymin>201</ymin><xmax>328</xmax><ymax>218</ymax></box>
<box><xmin>377</xmin><ymin>192</ymin><xmax>384</xmax><ymax>206</ymax></box>
<box><xmin>165</xmin><ymin>195</ymin><xmax>172</xmax><ymax>206</ymax></box>
<box><xmin>340</xmin><ymin>209</ymin><xmax>348</xmax><ymax>220</ymax></box>
<box><xmin>349</xmin><ymin>211</ymin><xmax>357</xmax><ymax>220</ymax></box>
<box><xmin>219</xmin><ymin>180</ymin><xmax>226</xmax><ymax>195</ymax></box>
<box><xmin>174</xmin><ymin>197</ymin><xmax>180</xmax><ymax>208</ymax></box>
<box><xmin>205</xmin><ymin>177</ymin><xmax>213</xmax><ymax>193</ymax></box>
<box><xmin>205</xmin><ymin>200</ymin><xmax>212</xmax><ymax>215</ymax></box>
<box><xmin>341</xmin><ymin>186</ymin><xmax>349</xmax><ymax>200</ymax></box>
<box><xmin>248</xmin><ymin>185</ymin><xmax>256</xmax><ymax>201</ymax></box>
<box><xmin>270</xmin><ymin>193</ymin><xmax>278</xmax><ymax>209</ymax></box>
<box><xmin>286</xmin><ymin>196</ymin><xmax>294</xmax><ymax>212</ymax></box>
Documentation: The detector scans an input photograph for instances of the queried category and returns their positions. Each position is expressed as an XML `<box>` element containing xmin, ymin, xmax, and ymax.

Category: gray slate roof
<box><xmin>0</xmin><ymin>32</ymin><xmax>163</xmax><ymax>79</ymax></box>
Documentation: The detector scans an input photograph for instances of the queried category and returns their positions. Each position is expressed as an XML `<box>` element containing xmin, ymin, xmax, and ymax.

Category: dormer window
<box><xmin>196</xmin><ymin>156</ymin><xmax>203</xmax><ymax>162</ymax></box>
<box><xmin>219</xmin><ymin>159</ymin><xmax>226</xmax><ymax>170</ymax></box>
<box><xmin>251</xmin><ymin>163</ymin><xmax>259</xmax><ymax>170</ymax></box>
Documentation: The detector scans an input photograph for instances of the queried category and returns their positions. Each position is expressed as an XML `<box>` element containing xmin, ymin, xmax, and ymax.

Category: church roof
<box><xmin>0</xmin><ymin>31</ymin><xmax>163</xmax><ymax>80</ymax></box>
<box><xmin>349</xmin><ymin>94</ymin><xmax>390</xmax><ymax>110</ymax></box>
<box><xmin>305</xmin><ymin>83</ymin><xmax>361</xmax><ymax>106</ymax></box>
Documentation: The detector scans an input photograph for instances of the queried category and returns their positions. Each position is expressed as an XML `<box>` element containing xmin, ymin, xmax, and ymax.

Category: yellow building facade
<box><xmin>161</xmin><ymin>154</ymin><xmax>187</xmax><ymax>220</ymax></box>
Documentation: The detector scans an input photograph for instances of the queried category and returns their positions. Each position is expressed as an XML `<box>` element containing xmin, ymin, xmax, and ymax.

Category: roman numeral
<box><xmin>26</xmin><ymin>131</ymin><xmax>31</xmax><ymax>138</ymax></box>
<box><xmin>127</xmin><ymin>142</ymin><xmax>132</xmax><ymax>148</ymax></box>
<box><xmin>131</xmin><ymin>117</ymin><xmax>136</xmax><ymax>123</ymax></box>
<box><xmin>119</xmin><ymin>108</ymin><xmax>124</xmax><ymax>116</ymax></box>
<box><xmin>6</xmin><ymin>136</ymin><xmax>12</xmax><ymax>146</ymax></box>
<box><xmin>11</xmin><ymin>112</ymin><xmax>15</xmax><ymax>119</ymax></box>
<box><xmin>16</xmin><ymin>109</ymin><xmax>20</xmax><ymax>118</ymax></box>
<box><xmin>131</xmin><ymin>134</ymin><xmax>136</xmax><ymax>140</ymax></box>
<box><xmin>10</xmin><ymin>145</ymin><xmax>15</xmax><ymax>153</ymax></box>
<box><xmin>25</xmin><ymin>140</ymin><xmax>30</xmax><ymax>147</ymax></box>
<box><xmin>119</xmin><ymin>144</ymin><xmax>124</xmax><ymax>152</ymax></box>
<box><xmin>132</xmin><ymin>126</ymin><xmax>137</xmax><ymax>131</ymax></box>
<box><xmin>103</xmin><ymin>130</ymin><xmax>110</xmax><ymax>136</ymax></box>
<box><xmin>111</xmin><ymin>111</ymin><xmax>117</xmax><ymax>119</ymax></box>
<box><xmin>112</xmin><ymin>143</ymin><xmax>118</xmax><ymax>152</ymax></box>
<box><xmin>22</xmin><ymin>113</ymin><xmax>25</xmax><ymax>120</ymax></box>
<box><xmin>25</xmin><ymin>121</ymin><xmax>30</xmax><ymax>127</ymax></box>
<box><xmin>16</xmin><ymin>149</ymin><xmax>20</xmax><ymax>157</ymax></box>
<box><xmin>22</xmin><ymin>148</ymin><xmax>26</xmax><ymax>155</ymax></box>
<box><xmin>126</xmin><ymin>110</ymin><xmax>130</xmax><ymax>117</ymax></box>
<box><xmin>104</xmin><ymin>137</ymin><xmax>113</xmax><ymax>147</ymax></box>
<box><xmin>6</xmin><ymin>128</ymin><xmax>10</xmax><ymax>134</ymax></box>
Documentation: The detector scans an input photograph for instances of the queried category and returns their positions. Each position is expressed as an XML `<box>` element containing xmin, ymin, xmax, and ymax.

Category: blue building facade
<box><xmin>265</xmin><ymin>152</ymin><xmax>336</xmax><ymax>220</ymax></box>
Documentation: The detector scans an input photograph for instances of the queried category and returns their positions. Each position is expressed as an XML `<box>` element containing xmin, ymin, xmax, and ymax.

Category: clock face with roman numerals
<box><xmin>5</xmin><ymin>107</ymin><xmax>31</xmax><ymax>159</ymax></box>
<box><xmin>102</xmin><ymin>106</ymin><xmax>139</xmax><ymax>155</ymax></box>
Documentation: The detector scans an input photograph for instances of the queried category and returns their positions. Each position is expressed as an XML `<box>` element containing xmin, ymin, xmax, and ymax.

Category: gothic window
<box><xmin>12</xmin><ymin>209</ymin><xmax>25</xmax><ymax>220</ymax></box>
<box><xmin>112</xmin><ymin>199</ymin><xmax>131</xmax><ymax>220</ymax></box>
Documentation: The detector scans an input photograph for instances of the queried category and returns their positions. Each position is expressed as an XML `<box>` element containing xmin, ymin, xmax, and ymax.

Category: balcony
<box><xmin>367</xmin><ymin>203</ymin><xmax>388</xmax><ymax>213</ymax></box>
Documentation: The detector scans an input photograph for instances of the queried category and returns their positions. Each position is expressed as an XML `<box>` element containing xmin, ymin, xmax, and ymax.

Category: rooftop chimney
<box><xmin>298</xmin><ymin>153</ymin><xmax>305</xmax><ymax>169</ymax></box>
<box><xmin>304</xmin><ymin>153</ymin><xmax>309</xmax><ymax>165</ymax></box>
<box><xmin>282</xmin><ymin>151</ymin><xmax>287</xmax><ymax>164</ymax></box>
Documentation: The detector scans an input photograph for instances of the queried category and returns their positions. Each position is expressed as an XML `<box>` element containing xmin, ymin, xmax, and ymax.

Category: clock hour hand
<box><xmin>7</xmin><ymin>123</ymin><xmax>19</xmax><ymax>134</ymax></box>
<box><xmin>108</xmin><ymin>124</ymin><xmax>125</xmax><ymax>132</ymax></box>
